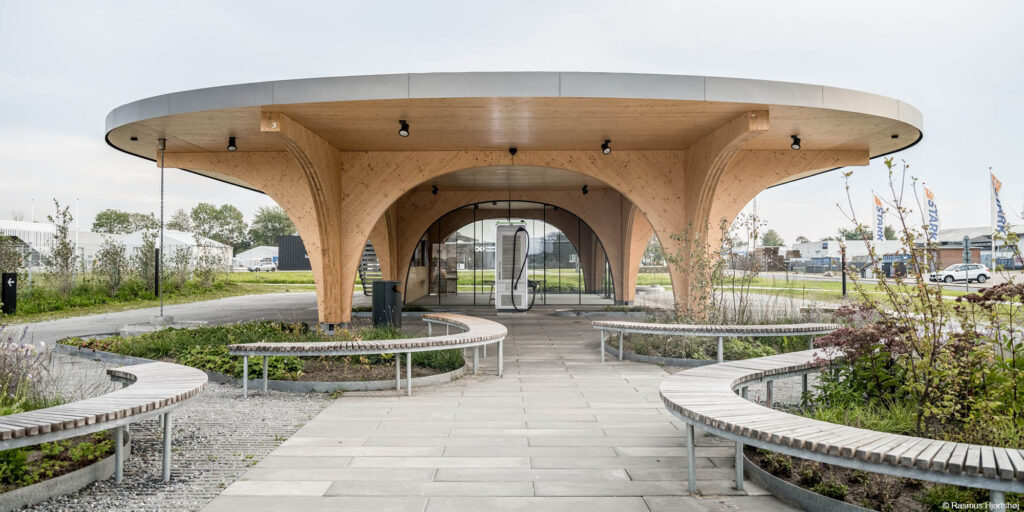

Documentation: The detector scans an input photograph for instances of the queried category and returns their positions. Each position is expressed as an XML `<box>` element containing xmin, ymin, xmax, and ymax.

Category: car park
<box><xmin>928</xmin><ymin>263</ymin><xmax>990</xmax><ymax>283</ymax></box>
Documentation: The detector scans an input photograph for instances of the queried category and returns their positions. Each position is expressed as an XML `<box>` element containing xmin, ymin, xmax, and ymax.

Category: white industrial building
<box><xmin>0</xmin><ymin>220</ymin><xmax>232</xmax><ymax>270</ymax></box>
<box><xmin>234</xmin><ymin>245</ymin><xmax>278</xmax><ymax>268</ymax></box>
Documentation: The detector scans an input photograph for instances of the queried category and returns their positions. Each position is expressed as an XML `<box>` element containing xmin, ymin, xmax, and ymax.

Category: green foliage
<box><xmin>46</xmin><ymin>199</ymin><xmax>77</xmax><ymax>299</ymax></box>
<box><xmin>722</xmin><ymin>338</ymin><xmax>776</xmax><ymax>360</ymax></box>
<box><xmin>0</xmin><ymin>235</ymin><xmax>22</xmax><ymax>275</ymax></box>
<box><xmin>802</xmin><ymin>400</ymin><xmax>917</xmax><ymax>436</ymax></box>
<box><xmin>811</xmin><ymin>479</ymin><xmax>848</xmax><ymax>501</ymax></box>
<box><xmin>248</xmin><ymin>206</ymin><xmax>295</xmax><ymax>247</ymax></box>
<box><xmin>0</xmin><ymin>449</ymin><xmax>28</xmax><ymax>485</ymax></box>
<box><xmin>918</xmin><ymin>485</ymin><xmax>986</xmax><ymax>511</ymax></box>
<box><xmin>760</xmin><ymin>228</ymin><xmax>785</xmax><ymax>247</ymax></box>
<box><xmin>190</xmin><ymin>203</ymin><xmax>249</xmax><ymax>251</ymax></box>
<box><xmin>68</xmin><ymin>436</ymin><xmax>111</xmax><ymax>463</ymax></box>
<box><xmin>94</xmin><ymin>236</ymin><xmax>129</xmax><ymax>295</ymax></box>
<box><xmin>167</xmin><ymin>208</ymin><xmax>192</xmax><ymax>232</ymax></box>
<box><xmin>796</xmin><ymin>464</ymin><xmax>821</xmax><ymax>486</ymax></box>
<box><xmin>761</xmin><ymin>451</ymin><xmax>792</xmax><ymax>477</ymax></box>
<box><xmin>412</xmin><ymin>349</ymin><xmax>464</xmax><ymax>372</ymax></box>
<box><xmin>176</xmin><ymin>345</ymin><xmax>305</xmax><ymax>380</ymax></box>
<box><xmin>91</xmin><ymin>209</ymin><xmax>158</xmax><ymax>234</ymax></box>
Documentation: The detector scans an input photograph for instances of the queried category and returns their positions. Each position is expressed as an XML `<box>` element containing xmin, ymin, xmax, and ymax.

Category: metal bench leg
<box><xmin>717</xmin><ymin>336</ymin><xmax>724</xmax><ymax>363</ymax></box>
<box><xmin>242</xmin><ymin>355</ymin><xmax>248</xmax><ymax>399</ymax></box>
<box><xmin>686</xmin><ymin>423</ymin><xmax>696</xmax><ymax>494</ymax></box>
<box><xmin>497</xmin><ymin>341</ymin><xmax>503</xmax><ymax>377</ymax></box>
<box><xmin>406</xmin><ymin>352</ymin><xmax>412</xmax><ymax>396</ymax></box>
<box><xmin>618</xmin><ymin>331</ymin><xmax>624</xmax><ymax>361</ymax></box>
<box><xmin>162</xmin><ymin>412</ymin><xmax>172</xmax><ymax>483</ymax></box>
<box><xmin>114</xmin><ymin>425</ymin><xmax>124</xmax><ymax>483</ymax></box>
<box><xmin>428</xmin><ymin>322</ymin><xmax>432</xmax><ymax>336</ymax></box>
<box><xmin>991</xmin><ymin>490</ymin><xmax>1005</xmax><ymax>508</ymax></box>
<box><xmin>483</xmin><ymin>344</ymin><xmax>487</xmax><ymax>358</ymax></box>
<box><xmin>801</xmin><ymin>374</ymin><xmax>808</xmax><ymax>404</ymax></box>
<box><xmin>600</xmin><ymin>330</ymin><xmax>606</xmax><ymax>363</ymax></box>
<box><xmin>446</xmin><ymin>324</ymin><xmax>450</xmax><ymax>336</ymax></box>
<box><xmin>735</xmin><ymin>441</ymin><xmax>744</xmax><ymax>490</ymax></box>
<box><xmin>396</xmin><ymin>353</ymin><xmax>401</xmax><ymax>391</ymax></box>
<box><xmin>263</xmin><ymin>356</ymin><xmax>269</xmax><ymax>393</ymax></box>
<box><xmin>809</xmin><ymin>336</ymin><xmax>814</xmax><ymax>350</ymax></box>
<box><xmin>473</xmin><ymin>347</ymin><xmax>479</xmax><ymax>375</ymax></box>
<box><xmin>766</xmin><ymin>381</ymin><xmax>774</xmax><ymax>408</ymax></box>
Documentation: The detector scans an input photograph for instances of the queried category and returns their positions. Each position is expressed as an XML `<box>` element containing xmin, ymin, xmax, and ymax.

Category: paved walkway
<box><xmin>202</xmin><ymin>311</ymin><xmax>797</xmax><ymax>512</ymax></box>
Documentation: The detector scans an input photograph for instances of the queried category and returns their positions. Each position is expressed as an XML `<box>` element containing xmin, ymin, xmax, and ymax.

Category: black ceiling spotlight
<box><xmin>398</xmin><ymin>120</ymin><xmax>410</xmax><ymax>137</ymax></box>
<box><xmin>790</xmin><ymin>135</ymin><xmax>801</xmax><ymax>151</ymax></box>
<box><xmin>227</xmin><ymin>136</ymin><xmax>237</xmax><ymax>152</ymax></box>
<box><xmin>891</xmin><ymin>134</ymin><xmax>900</xmax><ymax>139</ymax></box>
<box><xmin>601</xmin><ymin>139</ymin><xmax>612</xmax><ymax>155</ymax></box>
<box><xmin>491</xmin><ymin>201</ymin><xmax>498</xmax><ymax>206</ymax></box>
<box><xmin>431</xmin><ymin>185</ymin><xmax>438</xmax><ymax>195</ymax></box>
<box><xmin>130</xmin><ymin>136</ymin><xmax>138</xmax><ymax>142</ymax></box>
<box><xmin>509</xmin><ymin>147</ymin><xmax>518</xmax><ymax>156</ymax></box>
<box><xmin>581</xmin><ymin>185</ymin><xmax>589</xmax><ymax>195</ymax></box>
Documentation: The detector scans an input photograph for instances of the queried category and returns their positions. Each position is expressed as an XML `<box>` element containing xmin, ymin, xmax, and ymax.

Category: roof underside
<box><xmin>105</xmin><ymin>72</ymin><xmax>923</xmax><ymax>191</ymax></box>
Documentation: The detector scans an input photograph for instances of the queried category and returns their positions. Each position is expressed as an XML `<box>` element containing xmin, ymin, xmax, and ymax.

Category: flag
<box><xmin>924</xmin><ymin>186</ymin><xmax>940</xmax><ymax>242</ymax></box>
<box><xmin>874</xmin><ymin>194</ymin><xmax>885</xmax><ymax>241</ymax></box>
<box><xmin>992</xmin><ymin>173</ymin><xmax>1008</xmax><ymax>236</ymax></box>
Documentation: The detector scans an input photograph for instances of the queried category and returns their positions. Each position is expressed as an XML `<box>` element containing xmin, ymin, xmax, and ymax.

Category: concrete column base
<box><xmin>150</xmin><ymin>315</ymin><xmax>175</xmax><ymax>325</ymax></box>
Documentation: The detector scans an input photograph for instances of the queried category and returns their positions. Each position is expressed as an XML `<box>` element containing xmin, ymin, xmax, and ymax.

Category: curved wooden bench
<box><xmin>660</xmin><ymin>349</ymin><xmax>1024</xmax><ymax>505</ymax></box>
<box><xmin>227</xmin><ymin>313</ymin><xmax>507</xmax><ymax>397</ymax></box>
<box><xmin>0</xmin><ymin>362</ymin><xmax>208</xmax><ymax>483</ymax></box>
<box><xmin>592</xmin><ymin>320</ymin><xmax>840</xmax><ymax>363</ymax></box>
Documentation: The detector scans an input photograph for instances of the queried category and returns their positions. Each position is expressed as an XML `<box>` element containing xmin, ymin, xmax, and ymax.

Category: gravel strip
<box><xmin>23</xmin><ymin>370</ymin><xmax>329</xmax><ymax>512</ymax></box>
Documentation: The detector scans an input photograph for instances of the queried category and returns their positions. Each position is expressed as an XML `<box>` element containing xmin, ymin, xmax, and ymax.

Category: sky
<box><xmin>1</xmin><ymin>1</ymin><xmax>1021</xmax><ymax>245</ymax></box>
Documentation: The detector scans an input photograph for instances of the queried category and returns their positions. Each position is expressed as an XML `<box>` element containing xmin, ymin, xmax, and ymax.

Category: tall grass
<box><xmin>0</xmin><ymin>328</ymin><xmax>62</xmax><ymax>415</ymax></box>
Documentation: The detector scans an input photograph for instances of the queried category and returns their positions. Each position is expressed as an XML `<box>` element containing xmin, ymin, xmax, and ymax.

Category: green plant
<box><xmin>722</xmin><ymin>338</ymin><xmax>776</xmax><ymax>360</ymax></box>
<box><xmin>762</xmin><ymin>452</ymin><xmax>792</xmax><ymax>477</ymax></box>
<box><xmin>68</xmin><ymin>438</ymin><xmax>111</xmax><ymax>463</ymax></box>
<box><xmin>918</xmin><ymin>485</ymin><xmax>986</xmax><ymax>511</ymax></box>
<box><xmin>796</xmin><ymin>464</ymin><xmax>820</xmax><ymax>486</ymax></box>
<box><xmin>46</xmin><ymin>199</ymin><xmax>78</xmax><ymax>299</ymax></box>
<box><xmin>811</xmin><ymin>478</ymin><xmax>848</xmax><ymax>501</ymax></box>
<box><xmin>0</xmin><ymin>449</ymin><xmax>28</xmax><ymax>485</ymax></box>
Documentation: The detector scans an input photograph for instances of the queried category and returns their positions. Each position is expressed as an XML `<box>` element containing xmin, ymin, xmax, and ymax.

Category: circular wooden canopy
<box><xmin>106</xmin><ymin>72</ymin><xmax>922</xmax><ymax>191</ymax></box>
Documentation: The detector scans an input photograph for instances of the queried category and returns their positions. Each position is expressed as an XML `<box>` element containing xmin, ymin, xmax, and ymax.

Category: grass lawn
<box><xmin>224</xmin><ymin>270</ymin><xmax>316</xmax><ymax>284</ymax></box>
<box><xmin>5</xmin><ymin>282</ymin><xmax>314</xmax><ymax>324</ymax></box>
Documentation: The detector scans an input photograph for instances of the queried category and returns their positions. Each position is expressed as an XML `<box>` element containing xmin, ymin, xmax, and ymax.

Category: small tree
<box><xmin>46</xmin><ymin>200</ymin><xmax>77</xmax><ymax>299</ymax></box>
<box><xmin>169</xmin><ymin>245</ymin><xmax>193</xmax><ymax>289</ymax></box>
<box><xmin>760</xmin><ymin>229</ymin><xmax>785</xmax><ymax>247</ymax></box>
<box><xmin>94</xmin><ymin>237</ymin><xmax>128</xmax><ymax>295</ymax></box>
<box><xmin>0</xmin><ymin>236</ymin><xmax>22</xmax><ymax>274</ymax></box>
<box><xmin>193</xmin><ymin>243</ymin><xmax>220</xmax><ymax>289</ymax></box>
<box><xmin>132</xmin><ymin>230</ymin><xmax>157</xmax><ymax>295</ymax></box>
<box><xmin>249</xmin><ymin>206</ymin><xmax>295</xmax><ymax>247</ymax></box>
<box><xmin>883</xmin><ymin>224</ymin><xmax>897</xmax><ymax>240</ymax></box>
<box><xmin>167</xmin><ymin>209</ymin><xmax>193</xmax><ymax>232</ymax></box>
<box><xmin>795</xmin><ymin>235</ymin><xmax>810</xmax><ymax>244</ymax></box>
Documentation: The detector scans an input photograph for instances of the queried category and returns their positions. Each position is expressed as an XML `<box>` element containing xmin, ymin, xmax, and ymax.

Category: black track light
<box><xmin>227</xmin><ymin>136</ymin><xmax>237</xmax><ymax>152</ymax></box>
<box><xmin>398</xmin><ymin>120</ymin><xmax>410</xmax><ymax>137</ymax></box>
<box><xmin>431</xmin><ymin>185</ymin><xmax>438</xmax><ymax>195</ymax></box>
<box><xmin>601</xmin><ymin>139</ymin><xmax>612</xmax><ymax>155</ymax></box>
<box><xmin>582</xmin><ymin>185</ymin><xmax>589</xmax><ymax>195</ymax></box>
<box><xmin>790</xmin><ymin>135</ymin><xmax>801</xmax><ymax>151</ymax></box>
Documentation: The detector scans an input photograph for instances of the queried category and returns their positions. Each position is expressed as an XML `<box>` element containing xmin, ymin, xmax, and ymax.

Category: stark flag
<box><xmin>874</xmin><ymin>195</ymin><xmax>885</xmax><ymax>242</ymax></box>
<box><xmin>924</xmin><ymin>187</ymin><xmax>940</xmax><ymax>242</ymax></box>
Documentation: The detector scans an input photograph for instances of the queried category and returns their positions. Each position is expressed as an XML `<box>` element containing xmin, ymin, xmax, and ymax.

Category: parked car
<box><xmin>248</xmin><ymin>258</ymin><xmax>277</xmax><ymax>272</ymax></box>
<box><xmin>929</xmin><ymin>263</ymin><xmax>990</xmax><ymax>284</ymax></box>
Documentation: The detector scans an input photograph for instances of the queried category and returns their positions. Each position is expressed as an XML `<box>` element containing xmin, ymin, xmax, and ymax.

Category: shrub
<box><xmin>796</xmin><ymin>463</ymin><xmax>820</xmax><ymax>486</ymax></box>
<box><xmin>94</xmin><ymin>237</ymin><xmax>129</xmax><ymax>295</ymax></box>
<box><xmin>46</xmin><ymin>200</ymin><xmax>77</xmax><ymax>299</ymax></box>
<box><xmin>762</xmin><ymin>452</ymin><xmax>792</xmax><ymax>477</ymax></box>
<box><xmin>918</xmin><ymin>485</ymin><xmax>986</xmax><ymax>511</ymax></box>
<box><xmin>0</xmin><ymin>449</ymin><xmax>28</xmax><ymax>485</ymax></box>
<box><xmin>811</xmin><ymin>479</ymin><xmax>848</xmax><ymax>501</ymax></box>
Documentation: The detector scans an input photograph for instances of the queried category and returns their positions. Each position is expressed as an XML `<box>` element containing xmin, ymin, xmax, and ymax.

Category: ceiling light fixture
<box><xmin>891</xmin><ymin>134</ymin><xmax>899</xmax><ymax>139</ymax></box>
<box><xmin>508</xmin><ymin>147</ymin><xmax>517</xmax><ymax>156</ymax></box>
<box><xmin>431</xmin><ymin>185</ymin><xmax>438</xmax><ymax>195</ymax></box>
<box><xmin>398</xmin><ymin>120</ymin><xmax>410</xmax><ymax>137</ymax></box>
<box><xmin>130</xmin><ymin>136</ymin><xmax>138</xmax><ymax>142</ymax></box>
<box><xmin>601</xmin><ymin>139</ymin><xmax>612</xmax><ymax>155</ymax></box>
<box><xmin>227</xmin><ymin>136</ymin><xmax>237</xmax><ymax>152</ymax></box>
<box><xmin>582</xmin><ymin>185</ymin><xmax>589</xmax><ymax>195</ymax></box>
<box><xmin>790</xmin><ymin>135</ymin><xmax>801</xmax><ymax>150</ymax></box>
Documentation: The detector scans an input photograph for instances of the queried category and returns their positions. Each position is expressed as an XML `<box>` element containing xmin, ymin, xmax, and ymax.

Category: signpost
<box><xmin>1</xmin><ymin>272</ymin><xmax>16</xmax><ymax>315</ymax></box>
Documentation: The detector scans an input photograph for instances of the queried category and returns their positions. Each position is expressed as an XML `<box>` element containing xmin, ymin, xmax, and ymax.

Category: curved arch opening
<box><xmin>403</xmin><ymin>200</ymin><xmax>615</xmax><ymax>307</ymax></box>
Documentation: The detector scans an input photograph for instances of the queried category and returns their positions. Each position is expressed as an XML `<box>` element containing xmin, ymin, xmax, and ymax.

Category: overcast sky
<box><xmin>1</xmin><ymin>1</ymin><xmax>1021</xmax><ymax>244</ymax></box>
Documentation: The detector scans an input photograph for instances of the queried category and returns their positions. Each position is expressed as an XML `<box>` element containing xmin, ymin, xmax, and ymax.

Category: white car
<box><xmin>248</xmin><ymin>258</ymin><xmax>277</xmax><ymax>272</ymax></box>
<box><xmin>929</xmin><ymin>264</ymin><xmax>990</xmax><ymax>284</ymax></box>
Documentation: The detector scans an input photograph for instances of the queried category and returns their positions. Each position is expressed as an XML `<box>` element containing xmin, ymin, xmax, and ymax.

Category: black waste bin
<box><xmin>372</xmin><ymin>280</ymin><xmax>402</xmax><ymax>328</ymax></box>
<box><xmin>1</xmin><ymin>272</ymin><xmax>16</xmax><ymax>315</ymax></box>
<box><xmin>881</xmin><ymin>262</ymin><xmax>892</xmax><ymax>277</ymax></box>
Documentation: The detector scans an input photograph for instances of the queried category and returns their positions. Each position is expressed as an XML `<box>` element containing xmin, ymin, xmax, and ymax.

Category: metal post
<box><xmin>473</xmin><ymin>347</ymin><xmax>479</xmax><ymax>375</ymax></box>
<box><xmin>114</xmin><ymin>426</ymin><xmax>124</xmax><ymax>483</ymax></box>
<box><xmin>396</xmin><ymin>352</ymin><xmax>401</xmax><ymax>391</ymax></box>
<box><xmin>841</xmin><ymin>247</ymin><xmax>847</xmax><ymax>298</ymax></box>
<box><xmin>717</xmin><ymin>336</ymin><xmax>724</xmax><ymax>363</ymax></box>
<box><xmin>618</xmin><ymin>331</ymin><xmax>624</xmax><ymax>361</ymax></box>
<box><xmin>686</xmin><ymin>424</ymin><xmax>696</xmax><ymax>494</ymax></box>
<box><xmin>406</xmin><ymin>352</ymin><xmax>412</xmax><ymax>396</ymax></box>
<box><xmin>809</xmin><ymin>336</ymin><xmax>814</xmax><ymax>350</ymax></box>
<box><xmin>262</xmin><ymin>355</ymin><xmax>268</xmax><ymax>392</ymax></box>
<box><xmin>446</xmin><ymin>324</ymin><xmax>450</xmax><ymax>335</ymax></box>
<box><xmin>162</xmin><ymin>412</ymin><xmax>172</xmax><ymax>483</ymax></box>
<box><xmin>600</xmin><ymin>330</ymin><xmax>606</xmax><ymax>363</ymax></box>
<box><xmin>735</xmin><ymin>441</ymin><xmax>744</xmax><ymax>491</ymax></box>
<box><xmin>766</xmin><ymin>380</ymin><xmax>774</xmax><ymax>408</ymax></box>
<box><xmin>242</xmin><ymin>355</ymin><xmax>248</xmax><ymax>398</ymax></box>
<box><xmin>428</xmin><ymin>322</ymin><xmax>432</xmax><ymax>337</ymax></box>
<box><xmin>801</xmin><ymin>374</ymin><xmax>809</xmax><ymax>395</ymax></box>
<box><xmin>497</xmin><ymin>341</ymin><xmax>503</xmax><ymax>377</ymax></box>
<box><xmin>991</xmin><ymin>489</ymin><xmax>1005</xmax><ymax>508</ymax></box>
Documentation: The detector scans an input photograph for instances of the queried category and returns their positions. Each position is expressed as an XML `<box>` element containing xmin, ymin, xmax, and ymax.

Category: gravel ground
<box><xmin>23</xmin><ymin>368</ymin><xmax>330</xmax><ymax>512</ymax></box>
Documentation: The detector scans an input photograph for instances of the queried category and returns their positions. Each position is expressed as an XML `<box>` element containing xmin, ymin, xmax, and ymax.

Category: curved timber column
<box><xmin>622</xmin><ymin>205</ymin><xmax>655</xmax><ymax>304</ymax></box>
